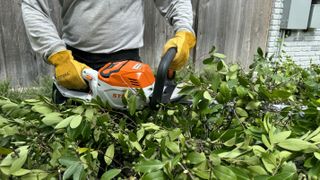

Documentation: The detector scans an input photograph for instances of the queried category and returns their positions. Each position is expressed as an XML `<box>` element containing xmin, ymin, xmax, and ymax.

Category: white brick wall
<box><xmin>267</xmin><ymin>0</ymin><xmax>320</xmax><ymax>67</ymax></box>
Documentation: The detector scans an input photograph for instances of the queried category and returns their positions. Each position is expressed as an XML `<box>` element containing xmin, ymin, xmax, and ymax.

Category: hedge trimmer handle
<box><xmin>150</xmin><ymin>47</ymin><xmax>177</xmax><ymax>108</ymax></box>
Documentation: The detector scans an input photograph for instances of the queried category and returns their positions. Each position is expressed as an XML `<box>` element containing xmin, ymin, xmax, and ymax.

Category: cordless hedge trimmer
<box><xmin>54</xmin><ymin>48</ymin><xmax>186</xmax><ymax>109</ymax></box>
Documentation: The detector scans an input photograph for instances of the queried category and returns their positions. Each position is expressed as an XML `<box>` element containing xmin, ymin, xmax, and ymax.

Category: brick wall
<box><xmin>267</xmin><ymin>0</ymin><xmax>320</xmax><ymax>67</ymax></box>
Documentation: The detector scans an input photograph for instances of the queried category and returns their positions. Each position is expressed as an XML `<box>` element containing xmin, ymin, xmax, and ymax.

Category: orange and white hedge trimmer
<box><xmin>54</xmin><ymin>48</ymin><xmax>186</xmax><ymax>109</ymax></box>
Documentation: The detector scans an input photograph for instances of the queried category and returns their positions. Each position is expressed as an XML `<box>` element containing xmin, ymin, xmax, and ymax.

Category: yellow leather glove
<box><xmin>163</xmin><ymin>31</ymin><xmax>196</xmax><ymax>70</ymax></box>
<box><xmin>48</xmin><ymin>50</ymin><xmax>88</xmax><ymax>90</ymax></box>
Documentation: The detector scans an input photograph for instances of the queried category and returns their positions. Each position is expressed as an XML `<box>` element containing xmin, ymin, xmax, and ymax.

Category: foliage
<box><xmin>1</xmin><ymin>48</ymin><xmax>320</xmax><ymax>179</ymax></box>
<box><xmin>0</xmin><ymin>76</ymin><xmax>52</xmax><ymax>102</ymax></box>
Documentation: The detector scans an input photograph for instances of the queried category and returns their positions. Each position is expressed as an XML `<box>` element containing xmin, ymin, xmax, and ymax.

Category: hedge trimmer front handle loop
<box><xmin>150</xmin><ymin>47</ymin><xmax>177</xmax><ymax>109</ymax></box>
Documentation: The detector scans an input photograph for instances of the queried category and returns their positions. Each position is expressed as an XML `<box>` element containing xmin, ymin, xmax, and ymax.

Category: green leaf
<box><xmin>154</xmin><ymin>130</ymin><xmax>168</xmax><ymax>139</ymax></box>
<box><xmin>10</xmin><ymin>146</ymin><xmax>29</xmax><ymax>174</ymax></box>
<box><xmin>236</xmin><ymin>107</ymin><xmax>248</xmax><ymax>117</ymax></box>
<box><xmin>224</xmin><ymin>134</ymin><xmax>237</xmax><ymax>147</ymax></box>
<box><xmin>314</xmin><ymin>152</ymin><xmax>320</xmax><ymax>160</ymax></box>
<box><xmin>193</xmin><ymin>169</ymin><xmax>210</xmax><ymax>179</ymax></box>
<box><xmin>218</xmin><ymin>149</ymin><xmax>242</xmax><ymax>159</ymax></box>
<box><xmin>128</xmin><ymin>95</ymin><xmax>137</xmax><ymax>116</ymax></box>
<box><xmin>73</xmin><ymin>164</ymin><xmax>84</xmax><ymax>180</ymax></box>
<box><xmin>187</xmin><ymin>152</ymin><xmax>206</xmax><ymax>164</ymax></box>
<box><xmin>247</xmin><ymin>166</ymin><xmax>268</xmax><ymax>176</ymax></box>
<box><xmin>54</xmin><ymin>116</ymin><xmax>74</xmax><ymax>129</ymax></box>
<box><xmin>230</xmin><ymin>64</ymin><xmax>239</xmax><ymax>72</ymax></box>
<box><xmin>209</xmin><ymin>153</ymin><xmax>221</xmax><ymax>166</ymax></box>
<box><xmin>1</xmin><ymin>103</ymin><xmax>18</xmax><ymax>113</ymax></box>
<box><xmin>214</xmin><ymin>53</ymin><xmax>226</xmax><ymax>59</ymax></box>
<box><xmin>272</xmin><ymin>131</ymin><xmax>291</xmax><ymax>143</ymax></box>
<box><xmin>310</xmin><ymin>133</ymin><xmax>320</xmax><ymax>142</ymax></box>
<box><xmin>42</xmin><ymin>112</ymin><xmax>63</xmax><ymax>126</ymax></box>
<box><xmin>213</xmin><ymin>166</ymin><xmax>237</xmax><ymax>180</ymax></box>
<box><xmin>236</xmin><ymin>86</ymin><xmax>248</xmax><ymax>98</ymax></box>
<box><xmin>165</xmin><ymin>141</ymin><xmax>180</xmax><ymax>153</ymax></box>
<box><xmin>63</xmin><ymin>162</ymin><xmax>80</xmax><ymax>180</ymax></box>
<box><xmin>58</xmin><ymin>156</ymin><xmax>79</xmax><ymax>167</ymax></box>
<box><xmin>89</xmin><ymin>151</ymin><xmax>98</xmax><ymax>159</ymax></box>
<box><xmin>305</xmin><ymin>127</ymin><xmax>320</xmax><ymax>141</ymax></box>
<box><xmin>263</xmin><ymin>112</ymin><xmax>271</xmax><ymax>132</ymax></box>
<box><xmin>101</xmin><ymin>169</ymin><xmax>121</xmax><ymax>180</ymax></box>
<box><xmin>69</xmin><ymin>115</ymin><xmax>82</xmax><ymax>129</ymax></box>
<box><xmin>229</xmin><ymin>167</ymin><xmax>250</xmax><ymax>180</ymax></box>
<box><xmin>142</xmin><ymin>123</ymin><xmax>160</xmax><ymax>131</ymax></box>
<box><xmin>104</xmin><ymin>144</ymin><xmax>115</xmax><ymax>165</ymax></box>
<box><xmin>0</xmin><ymin>115</ymin><xmax>8</xmax><ymax>127</ymax></box>
<box><xmin>270</xmin><ymin>89</ymin><xmax>292</xmax><ymax>100</ymax></box>
<box><xmin>131</xmin><ymin>141</ymin><xmax>143</xmax><ymax>152</ymax></box>
<box><xmin>1</xmin><ymin>125</ymin><xmax>18</xmax><ymax>136</ymax></box>
<box><xmin>167</xmin><ymin>110</ymin><xmax>175</xmax><ymax>116</ymax></box>
<box><xmin>179</xmin><ymin>86</ymin><xmax>196</xmax><ymax>95</ymax></box>
<box><xmin>0</xmin><ymin>167</ymin><xmax>10</xmax><ymax>176</ymax></box>
<box><xmin>171</xmin><ymin>155</ymin><xmax>182</xmax><ymax>167</ymax></box>
<box><xmin>220</xmin><ymin>82</ymin><xmax>230</xmax><ymax>98</ymax></box>
<box><xmin>137</xmin><ymin>128</ymin><xmax>145</xmax><ymax>141</ymax></box>
<box><xmin>20</xmin><ymin>169</ymin><xmax>48</xmax><ymax>180</ymax></box>
<box><xmin>203</xmin><ymin>91</ymin><xmax>212</xmax><ymax>101</ymax></box>
<box><xmin>0</xmin><ymin>153</ymin><xmax>14</xmax><ymax>167</ymax></box>
<box><xmin>84</xmin><ymin>108</ymin><xmax>95</xmax><ymax>121</ymax></box>
<box><xmin>135</xmin><ymin>159</ymin><xmax>165</xmax><ymax>173</ymax></box>
<box><xmin>257</xmin><ymin>47</ymin><xmax>264</xmax><ymax>57</ymax></box>
<box><xmin>0</xmin><ymin>147</ymin><xmax>12</xmax><ymax>155</ymax></box>
<box><xmin>142</xmin><ymin>170</ymin><xmax>165</xmax><ymax>180</ymax></box>
<box><xmin>192</xmin><ymin>91</ymin><xmax>203</xmax><ymax>107</ymax></box>
<box><xmin>252</xmin><ymin>145</ymin><xmax>266</xmax><ymax>156</ymax></box>
<box><xmin>268</xmin><ymin>172</ymin><xmax>297</xmax><ymax>180</ymax></box>
<box><xmin>203</xmin><ymin>58</ymin><xmax>214</xmax><ymax>64</ymax></box>
<box><xmin>190</xmin><ymin>74</ymin><xmax>201</xmax><ymax>86</ymax></box>
<box><xmin>246</xmin><ymin>101</ymin><xmax>261</xmax><ymax>110</ymax></box>
<box><xmin>262</xmin><ymin>134</ymin><xmax>273</xmax><ymax>150</ymax></box>
<box><xmin>198</xmin><ymin>99</ymin><xmax>210</xmax><ymax>113</ymax></box>
<box><xmin>31</xmin><ymin>104</ymin><xmax>53</xmax><ymax>114</ymax></box>
<box><xmin>129</xmin><ymin>132</ymin><xmax>138</xmax><ymax>142</ymax></box>
<box><xmin>261</xmin><ymin>154</ymin><xmax>276</xmax><ymax>173</ymax></box>
<box><xmin>278</xmin><ymin>138</ymin><xmax>317</xmax><ymax>152</ymax></box>
<box><xmin>168</xmin><ymin>129</ymin><xmax>181</xmax><ymax>141</ymax></box>
<box><xmin>279</xmin><ymin>151</ymin><xmax>292</xmax><ymax>160</ymax></box>
<box><xmin>11</xmin><ymin>168</ymin><xmax>31</xmax><ymax>176</ymax></box>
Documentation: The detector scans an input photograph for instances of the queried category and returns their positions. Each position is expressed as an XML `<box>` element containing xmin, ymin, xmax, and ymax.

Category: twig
<box><xmin>178</xmin><ymin>162</ymin><xmax>195</xmax><ymax>180</ymax></box>
<box><xmin>58</xmin><ymin>169</ymin><xmax>62</xmax><ymax>180</ymax></box>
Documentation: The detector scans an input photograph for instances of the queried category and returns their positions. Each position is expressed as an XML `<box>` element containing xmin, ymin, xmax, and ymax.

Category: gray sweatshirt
<box><xmin>21</xmin><ymin>0</ymin><xmax>194</xmax><ymax>60</ymax></box>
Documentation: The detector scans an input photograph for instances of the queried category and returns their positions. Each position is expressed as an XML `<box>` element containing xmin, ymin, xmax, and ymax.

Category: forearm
<box><xmin>21</xmin><ymin>0</ymin><xmax>66</xmax><ymax>60</ymax></box>
<box><xmin>153</xmin><ymin>0</ymin><xmax>194</xmax><ymax>34</ymax></box>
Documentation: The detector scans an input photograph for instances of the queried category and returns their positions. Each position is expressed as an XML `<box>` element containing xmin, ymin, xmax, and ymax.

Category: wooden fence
<box><xmin>0</xmin><ymin>0</ymin><xmax>273</xmax><ymax>87</ymax></box>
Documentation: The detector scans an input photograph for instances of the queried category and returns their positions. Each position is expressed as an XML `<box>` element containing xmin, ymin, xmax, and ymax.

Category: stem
<box><xmin>110</xmin><ymin>110</ymin><xmax>137</xmax><ymax>128</ymax></box>
<box><xmin>233</xmin><ymin>109</ymin><xmax>246</xmax><ymax>129</ymax></box>
<box><xmin>58</xmin><ymin>169</ymin><xmax>62</xmax><ymax>180</ymax></box>
<box><xmin>178</xmin><ymin>162</ymin><xmax>195</xmax><ymax>180</ymax></box>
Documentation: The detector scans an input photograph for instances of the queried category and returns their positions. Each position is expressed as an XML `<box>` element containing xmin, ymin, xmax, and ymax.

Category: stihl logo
<box><xmin>112</xmin><ymin>94</ymin><xmax>124</xmax><ymax>98</ymax></box>
<box><xmin>132</xmin><ymin>63</ymin><xmax>142</xmax><ymax>70</ymax></box>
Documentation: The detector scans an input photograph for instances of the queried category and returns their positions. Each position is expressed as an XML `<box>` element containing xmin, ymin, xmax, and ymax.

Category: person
<box><xmin>21</xmin><ymin>0</ymin><xmax>196</xmax><ymax>103</ymax></box>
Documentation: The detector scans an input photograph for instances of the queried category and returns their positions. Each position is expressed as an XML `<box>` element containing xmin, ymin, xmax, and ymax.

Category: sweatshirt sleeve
<box><xmin>153</xmin><ymin>0</ymin><xmax>194</xmax><ymax>34</ymax></box>
<box><xmin>21</xmin><ymin>0</ymin><xmax>66</xmax><ymax>60</ymax></box>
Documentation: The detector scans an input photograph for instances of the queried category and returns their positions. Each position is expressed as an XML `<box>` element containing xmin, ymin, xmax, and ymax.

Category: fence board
<box><xmin>0</xmin><ymin>0</ymin><xmax>272</xmax><ymax>87</ymax></box>
<box><xmin>0</xmin><ymin>25</ymin><xmax>7</xmax><ymax>80</ymax></box>
<box><xmin>195</xmin><ymin>0</ymin><xmax>272</xmax><ymax>69</ymax></box>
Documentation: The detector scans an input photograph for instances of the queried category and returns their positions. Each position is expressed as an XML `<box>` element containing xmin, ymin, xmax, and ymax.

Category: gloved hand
<box><xmin>48</xmin><ymin>50</ymin><xmax>88</xmax><ymax>90</ymax></box>
<box><xmin>163</xmin><ymin>31</ymin><xmax>196</xmax><ymax>70</ymax></box>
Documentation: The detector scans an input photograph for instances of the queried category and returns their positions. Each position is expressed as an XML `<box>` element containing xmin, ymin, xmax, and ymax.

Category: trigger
<box><xmin>85</xmin><ymin>75</ymin><xmax>93</xmax><ymax>81</ymax></box>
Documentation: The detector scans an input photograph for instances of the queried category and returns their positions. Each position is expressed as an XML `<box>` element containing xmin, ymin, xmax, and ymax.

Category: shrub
<box><xmin>1</xmin><ymin>48</ymin><xmax>320</xmax><ymax>179</ymax></box>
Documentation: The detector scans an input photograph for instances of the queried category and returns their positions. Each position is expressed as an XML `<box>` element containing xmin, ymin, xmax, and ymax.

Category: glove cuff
<box><xmin>176</xmin><ymin>31</ymin><xmax>197</xmax><ymax>48</ymax></box>
<box><xmin>48</xmin><ymin>50</ymin><xmax>73</xmax><ymax>66</ymax></box>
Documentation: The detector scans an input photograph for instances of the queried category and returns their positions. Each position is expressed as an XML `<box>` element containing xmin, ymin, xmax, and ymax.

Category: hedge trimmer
<box><xmin>54</xmin><ymin>48</ymin><xmax>186</xmax><ymax>109</ymax></box>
